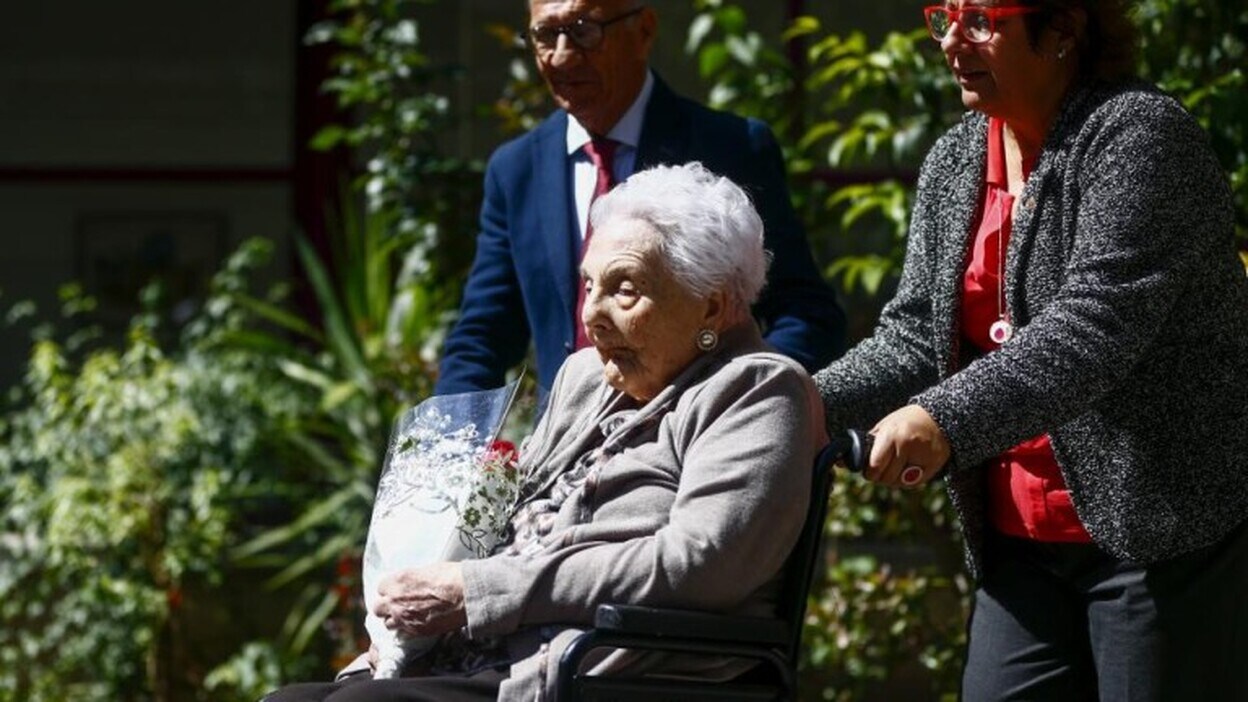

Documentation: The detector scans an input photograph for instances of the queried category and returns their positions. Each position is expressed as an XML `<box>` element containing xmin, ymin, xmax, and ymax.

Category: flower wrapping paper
<box><xmin>361</xmin><ymin>380</ymin><xmax>521</xmax><ymax>679</ymax></box>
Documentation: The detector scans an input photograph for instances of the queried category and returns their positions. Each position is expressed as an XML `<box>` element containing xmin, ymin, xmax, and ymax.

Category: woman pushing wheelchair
<box><xmin>813</xmin><ymin>1</ymin><xmax>1248</xmax><ymax>699</ymax></box>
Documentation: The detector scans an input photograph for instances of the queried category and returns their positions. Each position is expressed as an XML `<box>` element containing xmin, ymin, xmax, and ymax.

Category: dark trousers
<box><xmin>961</xmin><ymin>519</ymin><xmax>1248</xmax><ymax>702</ymax></box>
<box><xmin>260</xmin><ymin>667</ymin><xmax>506</xmax><ymax>702</ymax></box>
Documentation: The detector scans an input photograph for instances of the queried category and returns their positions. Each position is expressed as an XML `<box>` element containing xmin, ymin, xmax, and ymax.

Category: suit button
<box><xmin>1023</xmin><ymin>196</ymin><xmax>1036</xmax><ymax>210</ymax></box>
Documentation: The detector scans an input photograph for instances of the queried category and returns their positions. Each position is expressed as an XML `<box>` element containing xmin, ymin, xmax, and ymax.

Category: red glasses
<box><xmin>924</xmin><ymin>4</ymin><xmax>1040</xmax><ymax>44</ymax></box>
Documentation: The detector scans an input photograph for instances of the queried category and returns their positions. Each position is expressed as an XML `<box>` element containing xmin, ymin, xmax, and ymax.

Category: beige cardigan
<box><xmin>460</xmin><ymin>325</ymin><xmax>826</xmax><ymax>700</ymax></box>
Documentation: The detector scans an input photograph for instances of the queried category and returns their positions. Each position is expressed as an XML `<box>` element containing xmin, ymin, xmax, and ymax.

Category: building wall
<box><xmin>0</xmin><ymin>0</ymin><xmax>920</xmax><ymax>388</ymax></box>
<box><xmin>0</xmin><ymin>1</ymin><xmax>296</xmax><ymax>387</ymax></box>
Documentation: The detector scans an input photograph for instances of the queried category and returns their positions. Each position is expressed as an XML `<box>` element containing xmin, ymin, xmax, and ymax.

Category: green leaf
<box><xmin>828</xmin><ymin>129</ymin><xmax>864</xmax><ymax>167</ymax></box>
<box><xmin>716</xmin><ymin>6</ymin><xmax>747</xmax><ymax>35</ymax></box>
<box><xmin>840</xmin><ymin>195</ymin><xmax>883</xmax><ymax>230</ymax></box>
<box><xmin>782</xmin><ymin>15</ymin><xmax>821</xmax><ymax>43</ymax></box>
<box><xmin>216</xmin><ymin>330</ymin><xmax>311</xmax><ymax>364</ymax></box>
<box><xmin>322</xmin><ymin>380</ymin><xmax>361</xmax><ymax>411</ymax></box>
<box><xmin>266</xmin><ymin>531</ymin><xmax>359</xmax><ymax>590</ymax></box>
<box><xmin>277</xmin><ymin>360</ymin><xmax>335</xmax><ymax>390</ymax></box>
<box><xmin>230</xmin><ymin>486</ymin><xmax>360</xmax><ymax>560</ymax></box>
<box><xmin>230</xmin><ymin>293</ymin><xmax>323</xmax><ymax>341</ymax></box>
<box><xmin>290</xmin><ymin>589</ymin><xmax>341</xmax><ymax>655</ymax></box>
<box><xmin>294</xmin><ymin>235</ymin><xmax>372</xmax><ymax>389</ymax></box>
<box><xmin>699</xmin><ymin>44</ymin><xmax>729</xmax><ymax>78</ymax></box>
<box><xmin>281</xmin><ymin>429</ymin><xmax>357</xmax><ymax>480</ymax></box>
<box><xmin>310</xmin><ymin>124</ymin><xmax>348</xmax><ymax>151</ymax></box>
<box><xmin>797</xmin><ymin>120</ymin><xmax>843</xmax><ymax>151</ymax></box>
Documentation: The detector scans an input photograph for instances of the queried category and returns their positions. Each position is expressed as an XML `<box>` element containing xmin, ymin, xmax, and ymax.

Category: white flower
<box><xmin>389</xmin><ymin>20</ymin><xmax>418</xmax><ymax>46</ymax></box>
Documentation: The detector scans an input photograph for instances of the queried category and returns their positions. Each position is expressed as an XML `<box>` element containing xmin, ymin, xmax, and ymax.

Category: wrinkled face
<box><xmin>580</xmin><ymin>219</ymin><xmax>710</xmax><ymax>402</ymax></box>
<box><xmin>938</xmin><ymin>1</ymin><xmax>1065</xmax><ymax>123</ymax></box>
<box><xmin>527</xmin><ymin>0</ymin><xmax>657</xmax><ymax>135</ymax></box>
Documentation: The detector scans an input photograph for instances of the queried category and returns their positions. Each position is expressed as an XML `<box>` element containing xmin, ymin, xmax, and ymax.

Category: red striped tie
<box><xmin>574</xmin><ymin>137</ymin><xmax>619</xmax><ymax>350</ymax></box>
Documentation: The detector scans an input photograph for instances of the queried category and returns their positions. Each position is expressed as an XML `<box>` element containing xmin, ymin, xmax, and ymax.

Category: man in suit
<box><xmin>436</xmin><ymin>0</ymin><xmax>845</xmax><ymax>396</ymax></box>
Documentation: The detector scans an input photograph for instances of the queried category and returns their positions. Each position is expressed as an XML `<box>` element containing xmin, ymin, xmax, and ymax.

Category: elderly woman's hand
<box><xmin>374</xmin><ymin>562</ymin><xmax>468</xmax><ymax>637</ymax></box>
<box><xmin>866</xmin><ymin>405</ymin><xmax>951</xmax><ymax>488</ymax></box>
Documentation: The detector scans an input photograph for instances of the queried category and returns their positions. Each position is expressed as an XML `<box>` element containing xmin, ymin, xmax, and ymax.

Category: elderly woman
<box><xmin>815</xmin><ymin>1</ymin><xmax>1248</xmax><ymax>700</ymax></box>
<box><xmin>264</xmin><ymin>162</ymin><xmax>826</xmax><ymax>702</ymax></box>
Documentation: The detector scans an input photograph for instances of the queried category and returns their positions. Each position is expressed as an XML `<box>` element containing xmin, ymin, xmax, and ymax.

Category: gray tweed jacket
<box><xmin>814</xmin><ymin>79</ymin><xmax>1248</xmax><ymax>578</ymax></box>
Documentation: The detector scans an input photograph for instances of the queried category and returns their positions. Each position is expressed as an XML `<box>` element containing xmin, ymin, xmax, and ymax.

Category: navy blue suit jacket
<box><xmin>436</xmin><ymin>77</ymin><xmax>846</xmax><ymax>395</ymax></box>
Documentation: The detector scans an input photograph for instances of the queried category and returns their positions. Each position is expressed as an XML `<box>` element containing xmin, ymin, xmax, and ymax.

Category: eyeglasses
<box><xmin>521</xmin><ymin>6</ymin><xmax>645</xmax><ymax>52</ymax></box>
<box><xmin>923</xmin><ymin>4</ymin><xmax>1039</xmax><ymax>44</ymax></box>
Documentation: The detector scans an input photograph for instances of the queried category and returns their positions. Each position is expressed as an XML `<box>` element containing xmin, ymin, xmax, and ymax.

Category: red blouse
<box><xmin>960</xmin><ymin>118</ymin><xmax>1092</xmax><ymax>543</ymax></box>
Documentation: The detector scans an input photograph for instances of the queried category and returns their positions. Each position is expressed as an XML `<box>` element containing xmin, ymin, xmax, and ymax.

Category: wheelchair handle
<box><xmin>829</xmin><ymin>429</ymin><xmax>873</xmax><ymax>473</ymax></box>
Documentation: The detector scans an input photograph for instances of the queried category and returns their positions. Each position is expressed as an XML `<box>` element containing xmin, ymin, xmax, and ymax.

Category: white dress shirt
<box><xmin>565</xmin><ymin>70</ymin><xmax>655</xmax><ymax>241</ymax></box>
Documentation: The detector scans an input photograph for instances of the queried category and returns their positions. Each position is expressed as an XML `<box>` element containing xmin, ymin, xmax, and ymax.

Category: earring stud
<box><xmin>696</xmin><ymin>329</ymin><xmax>718</xmax><ymax>352</ymax></box>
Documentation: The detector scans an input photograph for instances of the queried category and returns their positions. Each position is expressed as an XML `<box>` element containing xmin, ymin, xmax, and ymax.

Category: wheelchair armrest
<box><xmin>593</xmin><ymin>603</ymin><xmax>790</xmax><ymax>647</ymax></box>
<box><xmin>557</xmin><ymin>606</ymin><xmax>795</xmax><ymax>700</ymax></box>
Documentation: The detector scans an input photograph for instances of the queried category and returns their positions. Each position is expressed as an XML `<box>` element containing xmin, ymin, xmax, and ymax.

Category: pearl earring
<box><xmin>696</xmin><ymin>329</ymin><xmax>719</xmax><ymax>352</ymax></box>
<box><xmin>1057</xmin><ymin>46</ymin><xmax>1069</xmax><ymax>60</ymax></box>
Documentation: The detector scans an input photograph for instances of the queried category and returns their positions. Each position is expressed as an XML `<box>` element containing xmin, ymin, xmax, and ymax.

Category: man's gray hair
<box><xmin>589</xmin><ymin>162</ymin><xmax>771</xmax><ymax>308</ymax></box>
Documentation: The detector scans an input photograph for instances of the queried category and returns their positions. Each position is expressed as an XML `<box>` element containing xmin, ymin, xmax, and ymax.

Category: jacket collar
<box><xmin>531</xmin><ymin>112</ymin><xmax>577</xmax><ymax>336</ymax></box>
<box><xmin>565</xmin><ymin>70</ymin><xmax>654</xmax><ymax>153</ymax></box>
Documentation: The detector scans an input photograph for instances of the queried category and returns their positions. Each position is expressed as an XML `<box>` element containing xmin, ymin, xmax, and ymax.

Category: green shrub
<box><xmin>215</xmin><ymin>1</ymin><xmax>492</xmax><ymax>682</ymax></box>
<box><xmin>0</xmin><ymin>243</ymin><xmax>316</xmax><ymax>702</ymax></box>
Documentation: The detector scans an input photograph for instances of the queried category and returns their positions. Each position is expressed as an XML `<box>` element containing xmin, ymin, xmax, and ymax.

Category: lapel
<box><xmin>531</xmin><ymin>112</ymin><xmax>578</xmax><ymax>331</ymax></box>
<box><xmin>932</xmin><ymin>85</ymin><xmax>1092</xmax><ymax>366</ymax></box>
<box><xmin>932</xmin><ymin>114</ymin><xmax>989</xmax><ymax>375</ymax></box>
<box><xmin>635</xmin><ymin>76</ymin><xmax>687</xmax><ymax>170</ymax></box>
<box><xmin>1001</xmin><ymin>83</ymin><xmax>1091</xmax><ymax>325</ymax></box>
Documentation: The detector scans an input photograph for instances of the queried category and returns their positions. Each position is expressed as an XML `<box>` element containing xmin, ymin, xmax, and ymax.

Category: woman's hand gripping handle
<box><xmin>833</xmin><ymin>405</ymin><xmax>950</xmax><ymax>489</ymax></box>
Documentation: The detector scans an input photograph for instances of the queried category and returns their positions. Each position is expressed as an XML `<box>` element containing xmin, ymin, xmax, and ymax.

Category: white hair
<box><xmin>589</xmin><ymin>162</ymin><xmax>771</xmax><ymax>309</ymax></box>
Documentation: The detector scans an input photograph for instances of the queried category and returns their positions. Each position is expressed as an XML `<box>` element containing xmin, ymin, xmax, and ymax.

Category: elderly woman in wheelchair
<box><xmin>263</xmin><ymin>162</ymin><xmax>827</xmax><ymax>702</ymax></box>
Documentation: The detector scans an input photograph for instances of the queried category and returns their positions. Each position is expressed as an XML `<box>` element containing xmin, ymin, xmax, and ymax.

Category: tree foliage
<box><xmin>1136</xmin><ymin>0</ymin><xmax>1247</xmax><ymax>243</ymax></box>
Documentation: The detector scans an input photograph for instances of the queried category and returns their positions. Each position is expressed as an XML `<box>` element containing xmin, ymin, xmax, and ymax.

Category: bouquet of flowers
<box><xmin>361</xmin><ymin>379</ymin><xmax>522</xmax><ymax>679</ymax></box>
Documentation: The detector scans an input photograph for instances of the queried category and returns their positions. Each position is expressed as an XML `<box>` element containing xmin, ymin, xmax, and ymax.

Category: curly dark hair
<box><xmin>1022</xmin><ymin>0</ymin><xmax>1139</xmax><ymax>80</ymax></box>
